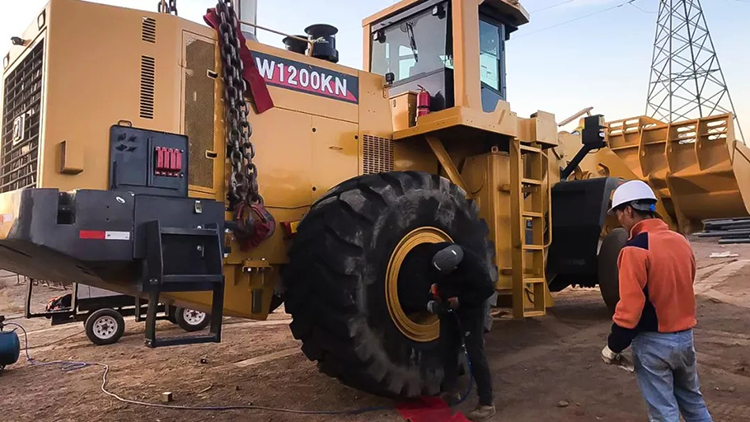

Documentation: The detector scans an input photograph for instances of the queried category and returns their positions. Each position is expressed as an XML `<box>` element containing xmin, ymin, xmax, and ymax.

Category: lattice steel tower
<box><xmin>645</xmin><ymin>0</ymin><xmax>744</xmax><ymax>140</ymax></box>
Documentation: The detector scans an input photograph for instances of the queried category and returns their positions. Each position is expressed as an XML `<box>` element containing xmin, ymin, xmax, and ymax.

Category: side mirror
<box><xmin>561</xmin><ymin>115</ymin><xmax>607</xmax><ymax>180</ymax></box>
<box><xmin>432</xmin><ymin>4</ymin><xmax>447</xmax><ymax>19</ymax></box>
<box><xmin>581</xmin><ymin>115</ymin><xmax>606</xmax><ymax>147</ymax></box>
<box><xmin>374</xmin><ymin>30</ymin><xmax>386</xmax><ymax>43</ymax></box>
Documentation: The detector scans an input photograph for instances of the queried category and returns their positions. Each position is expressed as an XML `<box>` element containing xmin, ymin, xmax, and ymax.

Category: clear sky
<box><xmin>1</xmin><ymin>0</ymin><xmax>748</xmax><ymax>131</ymax></box>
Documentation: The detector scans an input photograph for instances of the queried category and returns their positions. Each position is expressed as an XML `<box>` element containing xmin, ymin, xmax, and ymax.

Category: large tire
<box><xmin>269</xmin><ymin>293</ymin><xmax>284</xmax><ymax>313</ymax></box>
<box><xmin>283</xmin><ymin>171</ymin><xmax>495</xmax><ymax>398</ymax></box>
<box><xmin>85</xmin><ymin>308</ymin><xmax>125</xmax><ymax>345</ymax></box>
<box><xmin>598</xmin><ymin>228</ymin><xmax>629</xmax><ymax>314</ymax></box>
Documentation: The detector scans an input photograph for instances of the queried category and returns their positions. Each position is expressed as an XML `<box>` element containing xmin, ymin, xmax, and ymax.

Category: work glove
<box><xmin>601</xmin><ymin>345</ymin><xmax>635</xmax><ymax>373</ymax></box>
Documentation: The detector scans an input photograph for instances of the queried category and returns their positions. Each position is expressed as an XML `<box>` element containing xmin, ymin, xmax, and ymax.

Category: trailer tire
<box><xmin>283</xmin><ymin>171</ymin><xmax>495</xmax><ymax>398</ymax></box>
<box><xmin>175</xmin><ymin>308</ymin><xmax>210</xmax><ymax>332</ymax></box>
<box><xmin>85</xmin><ymin>308</ymin><xmax>125</xmax><ymax>345</ymax></box>
<box><xmin>167</xmin><ymin>306</ymin><xmax>178</xmax><ymax>324</ymax></box>
<box><xmin>598</xmin><ymin>228</ymin><xmax>628</xmax><ymax>314</ymax></box>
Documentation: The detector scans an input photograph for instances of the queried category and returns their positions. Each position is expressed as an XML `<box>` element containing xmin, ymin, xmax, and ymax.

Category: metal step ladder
<box><xmin>142</xmin><ymin>220</ymin><xmax>225</xmax><ymax>347</ymax></box>
<box><xmin>510</xmin><ymin>140</ymin><xmax>551</xmax><ymax>318</ymax></box>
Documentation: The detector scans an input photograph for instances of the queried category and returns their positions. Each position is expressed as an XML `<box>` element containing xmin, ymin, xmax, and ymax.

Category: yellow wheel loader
<box><xmin>2</xmin><ymin>0</ymin><xmax>749</xmax><ymax>398</ymax></box>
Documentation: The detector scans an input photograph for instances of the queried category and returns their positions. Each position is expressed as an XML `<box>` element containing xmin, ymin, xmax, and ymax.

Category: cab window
<box><xmin>479</xmin><ymin>16</ymin><xmax>507</xmax><ymax>110</ymax></box>
<box><xmin>371</xmin><ymin>6</ymin><xmax>450</xmax><ymax>83</ymax></box>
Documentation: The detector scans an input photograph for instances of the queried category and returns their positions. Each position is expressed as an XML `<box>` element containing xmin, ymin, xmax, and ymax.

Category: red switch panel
<box><xmin>154</xmin><ymin>146</ymin><xmax>182</xmax><ymax>177</ymax></box>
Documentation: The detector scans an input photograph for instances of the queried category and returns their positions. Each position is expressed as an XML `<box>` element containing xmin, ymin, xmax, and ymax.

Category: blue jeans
<box><xmin>632</xmin><ymin>330</ymin><xmax>712</xmax><ymax>422</ymax></box>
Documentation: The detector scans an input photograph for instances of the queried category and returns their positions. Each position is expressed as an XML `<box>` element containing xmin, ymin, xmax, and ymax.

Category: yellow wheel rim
<box><xmin>385</xmin><ymin>227</ymin><xmax>452</xmax><ymax>343</ymax></box>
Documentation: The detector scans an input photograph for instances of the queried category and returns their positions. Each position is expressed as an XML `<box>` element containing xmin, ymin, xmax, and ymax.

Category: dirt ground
<box><xmin>1</xmin><ymin>237</ymin><xmax>749</xmax><ymax>422</ymax></box>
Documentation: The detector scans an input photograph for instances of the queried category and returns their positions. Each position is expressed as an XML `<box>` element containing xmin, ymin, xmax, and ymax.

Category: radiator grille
<box><xmin>362</xmin><ymin>135</ymin><xmax>394</xmax><ymax>174</ymax></box>
<box><xmin>139</xmin><ymin>56</ymin><xmax>155</xmax><ymax>119</ymax></box>
<box><xmin>141</xmin><ymin>17</ymin><xmax>156</xmax><ymax>43</ymax></box>
<box><xmin>184</xmin><ymin>36</ymin><xmax>216</xmax><ymax>189</ymax></box>
<box><xmin>1</xmin><ymin>42</ymin><xmax>44</xmax><ymax>193</ymax></box>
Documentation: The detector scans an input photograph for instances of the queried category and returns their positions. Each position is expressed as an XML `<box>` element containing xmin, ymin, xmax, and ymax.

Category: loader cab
<box><xmin>364</xmin><ymin>0</ymin><xmax>529</xmax><ymax>113</ymax></box>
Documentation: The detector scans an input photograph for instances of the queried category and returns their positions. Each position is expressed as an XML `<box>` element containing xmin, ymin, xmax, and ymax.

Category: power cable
<box><xmin>529</xmin><ymin>0</ymin><xmax>575</xmax><ymax>14</ymax></box>
<box><xmin>629</xmin><ymin>1</ymin><xmax>657</xmax><ymax>13</ymax></box>
<box><xmin>515</xmin><ymin>0</ymin><xmax>636</xmax><ymax>39</ymax></box>
<box><xmin>451</xmin><ymin>312</ymin><xmax>474</xmax><ymax>406</ymax></box>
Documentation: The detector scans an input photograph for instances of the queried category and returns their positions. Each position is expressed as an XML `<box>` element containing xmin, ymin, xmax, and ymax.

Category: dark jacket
<box><xmin>426</xmin><ymin>242</ymin><xmax>495</xmax><ymax>312</ymax></box>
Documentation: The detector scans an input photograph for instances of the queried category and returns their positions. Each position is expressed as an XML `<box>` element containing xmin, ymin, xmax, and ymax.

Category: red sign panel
<box><xmin>252</xmin><ymin>52</ymin><xmax>359</xmax><ymax>104</ymax></box>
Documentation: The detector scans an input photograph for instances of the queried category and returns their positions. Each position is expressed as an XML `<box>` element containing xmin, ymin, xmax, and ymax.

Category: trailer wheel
<box><xmin>175</xmin><ymin>308</ymin><xmax>210</xmax><ymax>332</ymax></box>
<box><xmin>598</xmin><ymin>228</ymin><xmax>629</xmax><ymax>314</ymax></box>
<box><xmin>85</xmin><ymin>309</ymin><xmax>125</xmax><ymax>345</ymax></box>
<box><xmin>284</xmin><ymin>171</ymin><xmax>495</xmax><ymax>398</ymax></box>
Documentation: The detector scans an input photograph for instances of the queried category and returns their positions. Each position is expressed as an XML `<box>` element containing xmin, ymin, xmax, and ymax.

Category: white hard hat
<box><xmin>608</xmin><ymin>180</ymin><xmax>657</xmax><ymax>215</ymax></box>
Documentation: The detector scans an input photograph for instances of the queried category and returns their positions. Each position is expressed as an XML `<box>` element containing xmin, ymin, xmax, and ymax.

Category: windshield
<box><xmin>371</xmin><ymin>6</ymin><xmax>450</xmax><ymax>83</ymax></box>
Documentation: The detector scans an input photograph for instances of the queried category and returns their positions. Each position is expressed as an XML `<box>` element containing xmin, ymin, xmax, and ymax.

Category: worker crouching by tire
<box><xmin>426</xmin><ymin>243</ymin><xmax>496</xmax><ymax>422</ymax></box>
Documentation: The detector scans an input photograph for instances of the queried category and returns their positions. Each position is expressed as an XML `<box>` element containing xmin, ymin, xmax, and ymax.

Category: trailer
<box><xmin>26</xmin><ymin>281</ymin><xmax>210</xmax><ymax>345</ymax></box>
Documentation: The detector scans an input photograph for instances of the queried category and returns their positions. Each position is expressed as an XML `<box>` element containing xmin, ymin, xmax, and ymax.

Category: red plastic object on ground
<box><xmin>396</xmin><ymin>396</ymin><xmax>470</xmax><ymax>422</ymax></box>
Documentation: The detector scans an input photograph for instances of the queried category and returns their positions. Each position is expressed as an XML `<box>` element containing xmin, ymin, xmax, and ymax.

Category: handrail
<box><xmin>542</xmin><ymin>151</ymin><xmax>553</xmax><ymax>248</ymax></box>
<box><xmin>238</xmin><ymin>19</ymin><xmax>315</xmax><ymax>57</ymax></box>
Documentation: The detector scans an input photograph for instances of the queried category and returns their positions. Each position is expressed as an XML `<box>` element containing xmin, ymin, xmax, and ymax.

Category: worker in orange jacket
<box><xmin>601</xmin><ymin>180</ymin><xmax>712</xmax><ymax>422</ymax></box>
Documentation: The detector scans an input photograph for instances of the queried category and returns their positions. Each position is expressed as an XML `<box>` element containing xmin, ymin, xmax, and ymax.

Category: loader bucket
<box><xmin>606</xmin><ymin>113</ymin><xmax>750</xmax><ymax>233</ymax></box>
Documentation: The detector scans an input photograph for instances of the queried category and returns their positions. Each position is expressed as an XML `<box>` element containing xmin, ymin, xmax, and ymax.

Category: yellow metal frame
<box><xmin>425</xmin><ymin>136</ymin><xmax>472</xmax><ymax>197</ymax></box>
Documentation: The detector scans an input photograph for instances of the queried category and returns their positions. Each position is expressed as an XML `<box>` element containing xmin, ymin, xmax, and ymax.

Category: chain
<box><xmin>215</xmin><ymin>0</ymin><xmax>262</xmax><ymax>207</ymax></box>
<box><xmin>157</xmin><ymin>0</ymin><xmax>178</xmax><ymax>15</ymax></box>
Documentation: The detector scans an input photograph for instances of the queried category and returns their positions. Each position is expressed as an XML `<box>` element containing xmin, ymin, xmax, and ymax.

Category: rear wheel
<box><xmin>598</xmin><ymin>228</ymin><xmax>628</xmax><ymax>314</ymax></box>
<box><xmin>85</xmin><ymin>308</ymin><xmax>125</xmax><ymax>345</ymax></box>
<box><xmin>283</xmin><ymin>171</ymin><xmax>495</xmax><ymax>398</ymax></box>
